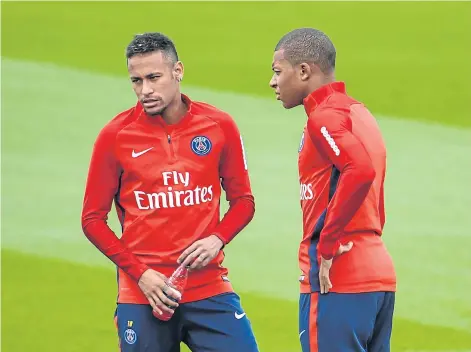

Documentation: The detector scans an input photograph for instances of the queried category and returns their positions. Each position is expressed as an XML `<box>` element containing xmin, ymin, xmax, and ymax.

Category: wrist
<box><xmin>134</xmin><ymin>265</ymin><xmax>152</xmax><ymax>283</ymax></box>
<box><xmin>319</xmin><ymin>239</ymin><xmax>341</xmax><ymax>260</ymax></box>
<box><xmin>210</xmin><ymin>234</ymin><xmax>225</xmax><ymax>250</ymax></box>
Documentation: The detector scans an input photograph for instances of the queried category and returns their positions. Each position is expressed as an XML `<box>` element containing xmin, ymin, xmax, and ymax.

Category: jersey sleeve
<box><xmin>306</xmin><ymin>108</ymin><xmax>376</xmax><ymax>260</ymax></box>
<box><xmin>81</xmin><ymin>125</ymin><xmax>149</xmax><ymax>281</ymax></box>
<box><xmin>213</xmin><ymin>116</ymin><xmax>255</xmax><ymax>245</ymax></box>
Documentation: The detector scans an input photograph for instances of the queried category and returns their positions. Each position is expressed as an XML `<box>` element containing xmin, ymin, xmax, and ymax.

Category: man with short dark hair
<box><xmin>270</xmin><ymin>28</ymin><xmax>397</xmax><ymax>352</ymax></box>
<box><xmin>82</xmin><ymin>32</ymin><xmax>259</xmax><ymax>352</ymax></box>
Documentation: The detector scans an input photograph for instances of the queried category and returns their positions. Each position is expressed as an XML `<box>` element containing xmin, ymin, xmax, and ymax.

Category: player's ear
<box><xmin>299</xmin><ymin>62</ymin><xmax>312</xmax><ymax>81</ymax></box>
<box><xmin>174</xmin><ymin>61</ymin><xmax>184</xmax><ymax>82</ymax></box>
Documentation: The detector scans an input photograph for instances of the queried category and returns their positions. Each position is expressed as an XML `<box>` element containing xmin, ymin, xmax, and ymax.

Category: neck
<box><xmin>161</xmin><ymin>93</ymin><xmax>188</xmax><ymax>125</ymax></box>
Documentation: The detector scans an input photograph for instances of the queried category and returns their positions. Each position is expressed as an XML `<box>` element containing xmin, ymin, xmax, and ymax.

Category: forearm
<box><xmin>82</xmin><ymin>220</ymin><xmax>149</xmax><ymax>281</ymax></box>
<box><xmin>212</xmin><ymin>195</ymin><xmax>255</xmax><ymax>245</ymax></box>
<box><xmin>319</xmin><ymin>166</ymin><xmax>375</xmax><ymax>259</ymax></box>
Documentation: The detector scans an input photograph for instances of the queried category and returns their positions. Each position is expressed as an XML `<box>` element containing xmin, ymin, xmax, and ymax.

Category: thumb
<box><xmin>339</xmin><ymin>241</ymin><xmax>353</xmax><ymax>254</ymax></box>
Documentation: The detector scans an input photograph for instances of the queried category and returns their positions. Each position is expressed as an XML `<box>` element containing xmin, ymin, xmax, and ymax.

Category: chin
<box><xmin>282</xmin><ymin>101</ymin><xmax>297</xmax><ymax>110</ymax></box>
<box><xmin>281</xmin><ymin>96</ymin><xmax>305</xmax><ymax>109</ymax></box>
<box><xmin>145</xmin><ymin>107</ymin><xmax>164</xmax><ymax>116</ymax></box>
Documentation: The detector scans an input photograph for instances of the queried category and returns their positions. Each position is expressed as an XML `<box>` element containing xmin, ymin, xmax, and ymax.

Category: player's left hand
<box><xmin>319</xmin><ymin>241</ymin><xmax>353</xmax><ymax>294</ymax></box>
<box><xmin>177</xmin><ymin>235</ymin><xmax>224</xmax><ymax>270</ymax></box>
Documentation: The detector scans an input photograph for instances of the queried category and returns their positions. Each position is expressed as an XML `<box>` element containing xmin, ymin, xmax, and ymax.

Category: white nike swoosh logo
<box><xmin>132</xmin><ymin>147</ymin><xmax>154</xmax><ymax>158</ymax></box>
<box><xmin>299</xmin><ymin>330</ymin><xmax>306</xmax><ymax>338</ymax></box>
<box><xmin>234</xmin><ymin>312</ymin><xmax>246</xmax><ymax>320</ymax></box>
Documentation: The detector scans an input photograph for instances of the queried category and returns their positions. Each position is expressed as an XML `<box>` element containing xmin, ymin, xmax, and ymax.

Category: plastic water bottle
<box><xmin>153</xmin><ymin>264</ymin><xmax>189</xmax><ymax>321</ymax></box>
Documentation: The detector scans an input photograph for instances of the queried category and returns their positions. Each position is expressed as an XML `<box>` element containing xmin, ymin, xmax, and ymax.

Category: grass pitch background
<box><xmin>1</xmin><ymin>2</ymin><xmax>471</xmax><ymax>351</ymax></box>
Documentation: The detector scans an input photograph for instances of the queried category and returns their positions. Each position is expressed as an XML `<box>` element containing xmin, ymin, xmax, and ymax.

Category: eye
<box><xmin>131</xmin><ymin>78</ymin><xmax>141</xmax><ymax>83</ymax></box>
<box><xmin>149</xmin><ymin>75</ymin><xmax>161</xmax><ymax>81</ymax></box>
<box><xmin>274</xmin><ymin>70</ymin><xmax>281</xmax><ymax>76</ymax></box>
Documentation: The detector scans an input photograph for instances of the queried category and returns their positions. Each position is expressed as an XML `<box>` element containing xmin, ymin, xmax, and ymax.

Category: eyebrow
<box><xmin>130</xmin><ymin>72</ymin><xmax>162</xmax><ymax>80</ymax></box>
<box><xmin>145</xmin><ymin>72</ymin><xmax>161</xmax><ymax>78</ymax></box>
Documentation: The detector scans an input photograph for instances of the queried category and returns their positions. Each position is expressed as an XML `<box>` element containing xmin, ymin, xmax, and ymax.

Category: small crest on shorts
<box><xmin>298</xmin><ymin>274</ymin><xmax>305</xmax><ymax>282</ymax></box>
<box><xmin>124</xmin><ymin>328</ymin><xmax>137</xmax><ymax>345</ymax></box>
<box><xmin>191</xmin><ymin>136</ymin><xmax>212</xmax><ymax>156</ymax></box>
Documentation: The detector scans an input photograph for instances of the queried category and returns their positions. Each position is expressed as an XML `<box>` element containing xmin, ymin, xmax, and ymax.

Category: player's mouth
<box><xmin>276</xmin><ymin>94</ymin><xmax>281</xmax><ymax>101</ymax></box>
<box><xmin>142</xmin><ymin>99</ymin><xmax>161</xmax><ymax>108</ymax></box>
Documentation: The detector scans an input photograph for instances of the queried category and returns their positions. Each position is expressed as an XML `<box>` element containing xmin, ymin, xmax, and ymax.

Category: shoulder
<box><xmin>191</xmin><ymin>101</ymin><xmax>236</xmax><ymax>124</ymax></box>
<box><xmin>192</xmin><ymin>101</ymin><xmax>240</xmax><ymax>140</ymax></box>
<box><xmin>308</xmin><ymin>96</ymin><xmax>355</xmax><ymax>132</ymax></box>
<box><xmin>96</xmin><ymin>103</ymin><xmax>141</xmax><ymax>143</ymax></box>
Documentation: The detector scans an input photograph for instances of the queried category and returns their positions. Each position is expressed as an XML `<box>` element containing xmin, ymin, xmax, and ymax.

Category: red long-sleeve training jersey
<box><xmin>298</xmin><ymin>82</ymin><xmax>396</xmax><ymax>293</ymax></box>
<box><xmin>81</xmin><ymin>94</ymin><xmax>254</xmax><ymax>304</ymax></box>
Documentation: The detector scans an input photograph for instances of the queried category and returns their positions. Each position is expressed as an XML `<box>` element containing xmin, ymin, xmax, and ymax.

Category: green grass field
<box><xmin>2</xmin><ymin>2</ymin><xmax>471</xmax><ymax>351</ymax></box>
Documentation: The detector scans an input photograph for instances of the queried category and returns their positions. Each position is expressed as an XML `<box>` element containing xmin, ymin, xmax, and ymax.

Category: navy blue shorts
<box><xmin>115</xmin><ymin>292</ymin><xmax>259</xmax><ymax>352</ymax></box>
<box><xmin>299</xmin><ymin>292</ymin><xmax>395</xmax><ymax>352</ymax></box>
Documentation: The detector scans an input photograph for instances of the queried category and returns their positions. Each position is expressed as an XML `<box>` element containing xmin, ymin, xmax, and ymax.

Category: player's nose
<box><xmin>269</xmin><ymin>75</ymin><xmax>277</xmax><ymax>89</ymax></box>
<box><xmin>142</xmin><ymin>80</ymin><xmax>154</xmax><ymax>95</ymax></box>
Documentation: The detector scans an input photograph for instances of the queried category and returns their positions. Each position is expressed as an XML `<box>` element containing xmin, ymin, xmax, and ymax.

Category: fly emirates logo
<box><xmin>134</xmin><ymin>171</ymin><xmax>213</xmax><ymax>210</ymax></box>
<box><xmin>300</xmin><ymin>183</ymin><xmax>313</xmax><ymax>201</ymax></box>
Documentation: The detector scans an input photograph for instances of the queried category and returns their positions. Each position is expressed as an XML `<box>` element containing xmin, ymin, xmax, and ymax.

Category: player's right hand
<box><xmin>138</xmin><ymin>269</ymin><xmax>182</xmax><ymax>315</ymax></box>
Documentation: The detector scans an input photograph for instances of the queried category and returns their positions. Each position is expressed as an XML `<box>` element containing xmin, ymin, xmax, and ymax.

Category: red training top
<box><xmin>298</xmin><ymin>82</ymin><xmax>396</xmax><ymax>294</ymax></box>
<box><xmin>81</xmin><ymin>94</ymin><xmax>254</xmax><ymax>304</ymax></box>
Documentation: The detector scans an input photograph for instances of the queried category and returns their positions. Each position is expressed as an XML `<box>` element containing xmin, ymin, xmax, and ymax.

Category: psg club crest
<box><xmin>298</xmin><ymin>132</ymin><xmax>305</xmax><ymax>152</ymax></box>
<box><xmin>191</xmin><ymin>136</ymin><xmax>212</xmax><ymax>156</ymax></box>
<box><xmin>124</xmin><ymin>328</ymin><xmax>137</xmax><ymax>345</ymax></box>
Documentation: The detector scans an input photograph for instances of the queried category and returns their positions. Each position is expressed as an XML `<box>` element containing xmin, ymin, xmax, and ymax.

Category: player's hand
<box><xmin>177</xmin><ymin>235</ymin><xmax>224</xmax><ymax>270</ymax></box>
<box><xmin>319</xmin><ymin>241</ymin><xmax>353</xmax><ymax>294</ymax></box>
<box><xmin>138</xmin><ymin>269</ymin><xmax>182</xmax><ymax>316</ymax></box>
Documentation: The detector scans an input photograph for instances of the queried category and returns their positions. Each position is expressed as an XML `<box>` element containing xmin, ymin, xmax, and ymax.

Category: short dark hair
<box><xmin>275</xmin><ymin>28</ymin><xmax>336</xmax><ymax>74</ymax></box>
<box><xmin>126</xmin><ymin>32</ymin><xmax>179</xmax><ymax>63</ymax></box>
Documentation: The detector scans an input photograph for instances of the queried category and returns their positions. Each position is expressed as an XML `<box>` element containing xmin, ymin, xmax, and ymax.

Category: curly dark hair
<box><xmin>126</xmin><ymin>32</ymin><xmax>178</xmax><ymax>64</ymax></box>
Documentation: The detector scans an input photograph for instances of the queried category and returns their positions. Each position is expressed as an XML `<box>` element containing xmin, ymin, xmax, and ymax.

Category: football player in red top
<box><xmin>81</xmin><ymin>32</ymin><xmax>259</xmax><ymax>351</ymax></box>
<box><xmin>269</xmin><ymin>28</ymin><xmax>396</xmax><ymax>352</ymax></box>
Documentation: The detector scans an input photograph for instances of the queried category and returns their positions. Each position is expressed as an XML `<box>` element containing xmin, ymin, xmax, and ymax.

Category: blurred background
<box><xmin>1</xmin><ymin>1</ymin><xmax>470</xmax><ymax>351</ymax></box>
